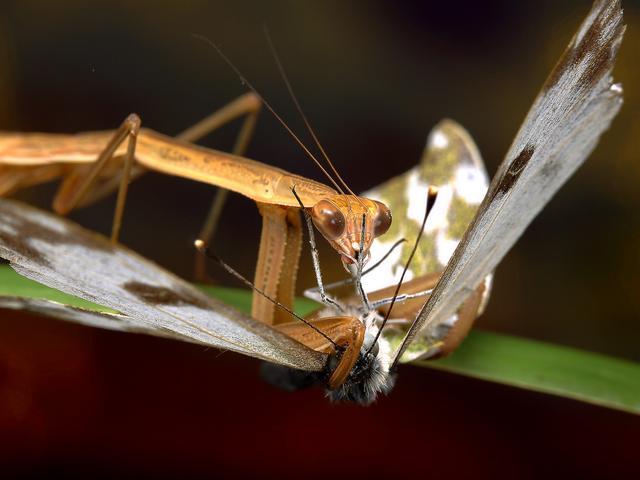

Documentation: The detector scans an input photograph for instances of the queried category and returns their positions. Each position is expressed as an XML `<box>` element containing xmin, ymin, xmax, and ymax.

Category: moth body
<box><xmin>325</xmin><ymin>319</ymin><xmax>396</xmax><ymax>405</ymax></box>
<box><xmin>266</xmin><ymin>306</ymin><xmax>396</xmax><ymax>405</ymax></box>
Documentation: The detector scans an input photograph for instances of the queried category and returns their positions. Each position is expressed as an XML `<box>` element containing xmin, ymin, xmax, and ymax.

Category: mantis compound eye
<box><xmin>312</xmin><ymin>200</ymin><xmax>346</xmax><ymax>240</ymax></box>
<box><xmin>372</xmin><ymin>201</ymin><xmax>392</xmax><ymax>237</ymax></box>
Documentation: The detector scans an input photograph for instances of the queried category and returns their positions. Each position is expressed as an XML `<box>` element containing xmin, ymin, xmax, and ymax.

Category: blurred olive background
<box><xmin>0</xmin><ymin>0</ymin><xmax>639</xmax><ymax>478</ymax></box>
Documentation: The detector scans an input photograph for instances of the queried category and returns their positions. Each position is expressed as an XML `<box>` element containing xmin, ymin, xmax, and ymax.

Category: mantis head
<box><xmin>309</xmin><ymin>195</ymin><xmax>391</xmax><ymax>268</ymax></box>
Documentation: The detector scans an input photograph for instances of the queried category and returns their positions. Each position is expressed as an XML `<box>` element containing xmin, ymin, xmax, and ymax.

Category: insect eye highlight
<box><xmin>312</xmin><ymin>200</ymin><xmax>346</xmax><ymax>240</ymax></box>
<box><xmin>373</xmin><ymin>202</ymin><xmax>392</xmax><ymax>237</ymax></box>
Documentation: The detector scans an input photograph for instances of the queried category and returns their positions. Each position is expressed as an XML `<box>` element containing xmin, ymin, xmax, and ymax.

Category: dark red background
<box><xmin>2</xmin><ymin>310</ymin><xmax>638</xmax><ymax>478</ymax></box>
<box><xmin>1</xmin><ymin>1</ymin><xmax>639</xmax><ymax>477</ymax></box>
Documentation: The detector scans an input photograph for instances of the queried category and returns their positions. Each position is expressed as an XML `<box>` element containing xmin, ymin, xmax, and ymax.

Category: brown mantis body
<box><xmin>0</xmin><ymin>90</ymin><xmax>490</xmax><ymax>398</ymax></box>
<box><xmin>0</xmin><ymin>97</ymin><xmax>480</xmax><ymax>391</ymax></box>
<box><xmin>0</xmin><ymin>93</ymin><xmax>391</xmax><ymax>327</ymax></box>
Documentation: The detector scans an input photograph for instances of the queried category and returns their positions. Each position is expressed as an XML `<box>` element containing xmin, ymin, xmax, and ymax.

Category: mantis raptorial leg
<box><xmin>251</xmin><ymin>203</ymin><xmax>304</xmax><ymax>324</ymax></box>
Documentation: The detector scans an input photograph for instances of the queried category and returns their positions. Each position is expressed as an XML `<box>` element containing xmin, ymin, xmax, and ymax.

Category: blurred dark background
<box><xmin>0</xmin><ymin>0</ymin><xmax>639</xmax><ymax>477</ymax></box>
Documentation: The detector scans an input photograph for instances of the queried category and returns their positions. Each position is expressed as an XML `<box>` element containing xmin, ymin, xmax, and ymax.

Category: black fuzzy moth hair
<box><xmin>325</xmin><ymin>348</ymin><xmax>396</xmax><ymax>406</ymax></box>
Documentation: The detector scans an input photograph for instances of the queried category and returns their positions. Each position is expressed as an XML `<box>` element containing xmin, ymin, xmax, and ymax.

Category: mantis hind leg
<box><xmin>252</xmin><ymin>203</ymin><xmax>302</xmax><ymax>325</ymax></box>
<box><xmin>0</xmin><ymin>164</ymin><xmax>67</xmax><ymax>197</ymax></box>
<box><xmin>53</xmin><ymin>114</ymin><xmax>141</xmax><ymax>243</ymax></box>
<box><xmin>51</xmin><ymin>92</ymin><xmax>261</xmax><ymax>249</ymax></box>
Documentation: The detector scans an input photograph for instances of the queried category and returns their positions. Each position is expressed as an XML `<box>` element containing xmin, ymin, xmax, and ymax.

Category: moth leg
<box><xmin>360</xmin><ymin>271</ymin><xmax>441</xmax><ymax>320</ymax></box>
<box><xmin>188</xmin><ymin>93</ymin><xmax>262</xmax><ymax>282</ymax></box>
<box><xmin>52</xmin><ymin>114</ymin><xmax>141</xmax><ymax>243</ymax></box>
<box><xmin>369</xmin><ymin>288</ymin><xmax>434</xmax><ymax>310</ymax></box>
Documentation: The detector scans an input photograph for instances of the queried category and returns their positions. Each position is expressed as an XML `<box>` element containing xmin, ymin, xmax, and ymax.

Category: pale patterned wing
<box><xmin>0</xmin><ymin>198</ymin><xmax>327</xmax><ymax>371</ymax></box>
<box><xmin>362</xmin><ymin>120</ymin><xmax>491</xmax><ymax>362</ymax></box>
<box><xmin>394</xmin><ymin>0</ymin><xmax>624</xmax><ymax>364</ymax></box>
<box><xmin>362</xmin><ymin>119</ymin><xmax>489</xmax><ymax>292</ymax></box>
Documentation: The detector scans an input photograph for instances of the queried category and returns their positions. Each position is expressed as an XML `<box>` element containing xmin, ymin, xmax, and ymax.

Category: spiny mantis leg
<box><xmin>251</xmin><ymin>204</ymin><xmax>303</xmax><ymax>325</ymax></box>
<box><xmin>304</xmin><ymin>278</ymin><xmax>434</xmax><ymax>314</ymax></box>
<box><xmin>274</xmin><ymin>208</ymin><xmax>303</xmax><ymax>324</ymax></box>
<box><xmin>252</xmin><ymin>202</ymin><xmax>302</xmax><ymax>325</ymax></box>
<box><xmin>291</xmin><ymin>186</ymin><xmax>344</xmax><ymax>313</ymax></box>
<box><xmin>368</xmin><ymin>288</ymin><xmax>434</xmax><ymax>310</ymax></box>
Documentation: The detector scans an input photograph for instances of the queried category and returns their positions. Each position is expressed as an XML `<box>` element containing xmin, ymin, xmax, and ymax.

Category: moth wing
<box><xmin>362</xmin><ymin>119</ymin><xmax>491</xmax><ymax>361</ymax></box>
<box><xmin>0</xmin><ymin>295</ymin><xmax>195</xmax><ymax>342</ymax></box>
<box><xmin>0</xmin><ymin>198</ymin><xmax>327</xmax><ymax>371</ymax></box>
<box><xmin>363</xmin><ymin>119</ymin><xmax>489</xmax><ymax>291</ymax></box>
<box><xmin>393</xmin><ymin>0</ymin><xmax>624</xmax><ymax>363</ymax></box>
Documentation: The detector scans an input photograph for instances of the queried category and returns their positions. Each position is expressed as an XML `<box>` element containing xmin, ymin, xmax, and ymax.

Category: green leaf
<box><xmin>417</xmin><ymin>331</ymin><xmax>640</xmax><ymax>415</ymax></box>
<box><xmin>0</xmin><ymin>264</ymin><xmax>318</xmax><ymax>317</ymax></box>
<box><xmin>1</xmin><ymin>264</ymin><xmax>639</xmax><ymax>415</ymax></box>
<box><xmin>0</xmin><ymin>263</ymin><xmax>117</xmax><ymax>313</ymax></box>
<box><xmin>196</xmin><ymin>283</ymin><xmax>320</xmax><ymax>317</ymax></box>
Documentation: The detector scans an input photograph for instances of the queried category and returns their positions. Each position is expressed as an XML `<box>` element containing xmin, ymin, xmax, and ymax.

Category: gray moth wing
<box><xmin>0</xmin><ymin>296</ymin><xmax>198</xmax><ymax>343</ymax></box>
<box><xmin>0</xmin><ymin>198</ymin><xmax>327</xmax><ymax>371</ymax></box>
<box><xmin>394</xmin><ymin>0</ymin><xmax>625</xmax><ymax>363</ymax></box>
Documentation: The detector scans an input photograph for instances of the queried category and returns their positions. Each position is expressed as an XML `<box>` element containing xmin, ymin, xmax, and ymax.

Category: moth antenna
<box><xmin>194</xmin><ymin>240</ymin><xmax>340</xmax><ymax>349</ymax></box>
<box><xmin>193</xmin><ymin>34</ymin><xmax>345</xmax><ymax>195</ymax></box>
<box><xmin>365</xmin><ymin>186</ymin><xmax>438</xmax><ymax>356</ymax></box>
<box><xmin>263</xmin><ymin>26</ymin><xmax>361</xmax><ymax>202</ymax></box>
<box><xmin>307</xmin><ymin>238</ymin><xmax>407</xmax><ymax>296</ymax></box>
<box><xmin>362</xmin><ymin>239</ymin><xmax>406</xmax><ymax>277</ymax></box>
<box><xmin>355</xmin><ymin>213</ymin><xmax>371</xmax><ymax>311</ymax></box>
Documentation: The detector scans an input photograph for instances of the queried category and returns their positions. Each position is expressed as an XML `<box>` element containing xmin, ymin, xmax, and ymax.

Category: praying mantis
<box><xmin>0</xmin><ymin>0</ymin><xmax>623</xmax><ymax>403</ymax></box>
<box><xmin>0</xmin><ymin>91</ymin><xmax>392</xmax><ymax>326</ymax></box>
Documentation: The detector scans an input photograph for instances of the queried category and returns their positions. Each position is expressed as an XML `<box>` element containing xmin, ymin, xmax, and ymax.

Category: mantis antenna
<box><xmin>263</xmin><ymin>26</ymin><xmax>360</xmax><ymax>200</ymax></box>
<box><xmin>193</xmin><ymin>34</ymin><xmax>345</xmax><ymax>195</ymax></box>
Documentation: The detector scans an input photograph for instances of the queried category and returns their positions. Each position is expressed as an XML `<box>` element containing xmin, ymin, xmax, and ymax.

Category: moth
<box><xmin>0</xmin><ymin>0</ymin><xmax>624</xmax><ymax>404</ymax></box>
